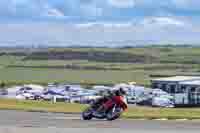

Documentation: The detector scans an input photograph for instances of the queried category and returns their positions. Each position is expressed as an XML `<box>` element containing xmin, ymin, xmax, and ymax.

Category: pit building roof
<box><xmin>152</xmin><ymin>76</ymin><xmax>200</xmax><ymax>82</ymax></box>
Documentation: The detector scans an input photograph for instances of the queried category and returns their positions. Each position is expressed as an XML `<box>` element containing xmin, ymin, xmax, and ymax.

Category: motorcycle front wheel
<box><xmin>82</xmin><ymin>107</ymin><xmax>93</xmax><ymax>120</ymax></box>
<box><xmin>106</xmin><ymin>107</ymin><xmax>122</xmax><ymax>121</ymax></box>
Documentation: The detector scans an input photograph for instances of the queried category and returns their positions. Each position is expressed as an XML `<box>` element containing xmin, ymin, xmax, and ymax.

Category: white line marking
<box><xmin>154</xmin><ymin>118</ymin><xmax>168</xmax><ymax>121</ymax></box>
<box><xmin>175</xmin><ymin>119</ymin><xmax>188</xmax><ymax>121</ymax></box>
<box><xmin>40</xmin><ymin>116</ymin><xmax>80</xmax><ymax>120</ymax></box>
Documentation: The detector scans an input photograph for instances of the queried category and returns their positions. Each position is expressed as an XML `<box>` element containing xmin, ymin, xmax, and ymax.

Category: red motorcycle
<box><xmin>82</xmin><ymin>96</ymin><xmax>128</xmax><ymax>121</ymax></box>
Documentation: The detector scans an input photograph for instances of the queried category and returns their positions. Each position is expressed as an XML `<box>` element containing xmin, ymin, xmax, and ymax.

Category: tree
<box><xmin>0</xmin><ymin>81</ymin><xmax>5</xmax><ymax>88</ymax></box>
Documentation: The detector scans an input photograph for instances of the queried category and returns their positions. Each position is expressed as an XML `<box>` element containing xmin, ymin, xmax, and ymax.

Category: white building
<box><xmin>151</xmin><ymin>76</ymin><xmax>200</xmax><ymax>106</ymax></box>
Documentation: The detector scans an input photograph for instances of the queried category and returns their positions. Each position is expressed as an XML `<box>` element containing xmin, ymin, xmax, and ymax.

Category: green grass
<box><xmin>1</xmin><ymin>99</ymin><xmax>200</xmax><ymax>120</ymax></box>
<box><xmin>0</xmin><ymin>68</ymin><xmax>151</xmax><ymax>86</ymax></box>
<box><xmin>0</xmin><ymin>47</ymin><xmax>200</xmax><ymax>86</ymax></box>
<box><xmin>0</xmin><ymin>99</ymin><xmax>85</xmax><ymax>113</ymax></box>
<box><xmin>123</xmin><ymin>106</ymin><xmax>200</xmax><ymax>120</ymax></box>
<box><xmin>0</xmin><ymin>67</ymin><xmax>197</xmax><ymax>87</ymax></box>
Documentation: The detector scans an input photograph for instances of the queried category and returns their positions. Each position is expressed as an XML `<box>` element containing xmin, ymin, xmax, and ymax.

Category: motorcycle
<box><xmin>82</xmin><ymin>96</ymin><xmax>128</xmax><ymax>121</ymax></box>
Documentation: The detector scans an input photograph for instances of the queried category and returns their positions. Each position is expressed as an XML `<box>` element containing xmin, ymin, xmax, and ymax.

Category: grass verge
<box><xmin>123</xmin><ymin>106</ymin><xmax>200</xmax><ymax>120</ymax></box>
<box><xmin>1</xmin><ymin>99</ymin><xmax>200</xmax><ymax>120</ymax></box>
<box><xmin>0</xmin><ymin>99</ymin><xmax>85</xmax><ymax>113</ymax></box>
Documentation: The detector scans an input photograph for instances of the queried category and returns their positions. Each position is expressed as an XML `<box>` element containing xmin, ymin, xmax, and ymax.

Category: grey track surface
<box><xmin>0</xmin><ymin>110</ymin><xmax>200</xmax><ymax>133</ymax></box>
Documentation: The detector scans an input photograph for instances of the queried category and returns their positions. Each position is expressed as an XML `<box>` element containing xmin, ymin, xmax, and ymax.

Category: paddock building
<box><xmin>151</xmin><ymin>76</ymin><xmax>200</xmax><ymax>106</ymax></box>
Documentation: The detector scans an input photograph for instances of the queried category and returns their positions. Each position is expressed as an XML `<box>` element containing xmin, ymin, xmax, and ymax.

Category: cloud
<box><xmin>45</xmin><ymin>8</ymin><xmax>65</xmax><ymax>18</ymax></box>
<box><xmin>75</xmin><ymin>22</ymin><xmax>133</xmax><ymax>28</ymax></box>
<box><xmin>108</xmin><ymin>0</ymin><xmax>135</xmax><ymax>8</ymax></box>
<box><xmin>141</xmin><ymin>17</ymin><xmax>185</xmax><ymax>27</ymax></box>
<box><xmin>74</xmin><ymin>16</ymin><xmax>185</xmax><ymax>29</ymax></box>
<box><xmin>0</xmin><ymin>0</ymin><xmax>200</xmax><ymax>21</ymax></box>
<box><xmin>0</xmin><ymin>0</ymin><xmax>199</xmax><ymax>45</ymax></box>
<box><xmin>0</xmin><ymin>0</ymin><xmax>66</xmax><ymax>19</ymax></box>
<box><xmin>0</xmin><ymin>19</ymin><xmax>199</xmax><ymax>46</ymax></box>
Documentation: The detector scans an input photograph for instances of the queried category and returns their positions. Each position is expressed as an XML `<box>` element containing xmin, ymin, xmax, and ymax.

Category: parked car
<box><xmin>151</xmin><ymin>89</ymin><xmax>174</xmax><ymax>108</ymax></box>
<box><xmin>16</xmin><ymin>84</ymin><xmax>44</xmax><ymax>95</ymax></box>
<box><xmin>152</xmin><ymin>96</ymin><xmax>174</xmax><ymax>108</ymax></box>
<box><xmin>16</xmin><ymin>92</ymin><xmax>35</xmax><ymax>100</ymax></box>
<box><xmin>0</xmin><ymin>89</ymin><xmax>8</xmax><ymax>95</ymax></box>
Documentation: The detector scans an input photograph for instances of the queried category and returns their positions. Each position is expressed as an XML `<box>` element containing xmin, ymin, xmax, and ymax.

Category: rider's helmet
<box><xmin>115</xmin><ymin>87</ymin><xmax>126</xmax><ymax>96</ymax></box>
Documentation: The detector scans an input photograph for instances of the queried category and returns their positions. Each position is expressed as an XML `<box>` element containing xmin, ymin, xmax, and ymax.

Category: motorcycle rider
<box><xmin>94</xmin><ymin>88</ymin><xmax>127</xmax><ymax>115</ymax></box>
<box><xmin>90</xmin><ymin>89</ymin><xmax>114</xmax><ymax>109</ymax></box>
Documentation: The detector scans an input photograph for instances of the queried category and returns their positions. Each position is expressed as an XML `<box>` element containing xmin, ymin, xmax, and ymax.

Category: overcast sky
<box><xmin>0</xmin><ymin>0</ymin><xmax>200</xmax><ymax>46</ymax></box>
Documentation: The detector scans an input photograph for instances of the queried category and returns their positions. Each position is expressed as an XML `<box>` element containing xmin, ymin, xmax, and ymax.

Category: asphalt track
<box><xmin>0</xmin><ymin>110</ymin><xmax>200</xmax><ymax>133</ymax></box>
